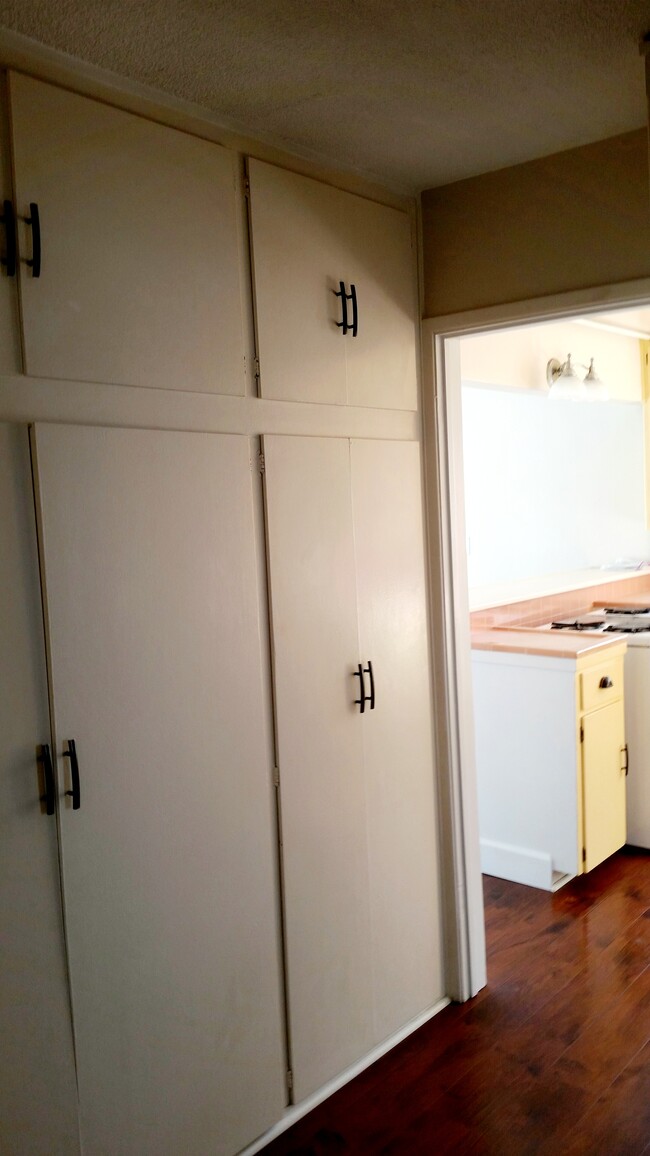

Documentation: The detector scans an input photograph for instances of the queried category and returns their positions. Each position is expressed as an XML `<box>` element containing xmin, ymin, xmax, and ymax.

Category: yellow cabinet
<box><xmin>579</xmin><ymin>672</ymin><xmax>627</xmax><ymax>873</ymax></box>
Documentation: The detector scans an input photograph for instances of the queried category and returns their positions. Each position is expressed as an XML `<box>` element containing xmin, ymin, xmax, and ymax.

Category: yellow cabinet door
<box><xmin>582</xmin><ymin>698</ymin><xmax>626</xmax><ymax>872</ymax></box>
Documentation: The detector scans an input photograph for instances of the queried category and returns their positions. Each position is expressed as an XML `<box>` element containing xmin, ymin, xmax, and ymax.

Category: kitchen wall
<box><xmin>421</xmin><ymin>130</ymin><xmax>650</xmax><ymax>318</ymax></box>
<box><xmin>461</xmin><ymin>324</ymin><xmax>650</xmax><ymax>587</ymax></box>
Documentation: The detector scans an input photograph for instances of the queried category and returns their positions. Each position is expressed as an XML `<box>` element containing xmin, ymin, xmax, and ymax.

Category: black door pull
<box><xmin>599</xmin><ymin>676</ymin><xmax>613</xmax><ymax>689</ymax></box>
<box><xmin>38</xmin><ymin>743</ymin><xmax>56</xmax><ymax>816</ymax></box>
<box><xmin>25</xmin><ymin>202</ymin><xmax>41</xmax><ymax>278</ymax></box>
<box><xmin>364</xmin><ymin>660</ymin><xmax>375</xmax><ymax>710</ymax></box>
<box><xmin>63</xmin><ymin>739</ymin><xmax>80</xmax><ymax>809</ymax></box>
<box><xmin>349</xmin><ymin>283</ymin><xmax>358</xmax><ymax>337</ymax></box>
<box><xmin>333</xmin><ymin>281</ymin><xmax>358</xmax><ymax>337</ymax></box>
<box><xmin>1</xmin><ymin>200</ymin><xmax>16</xmax><ymax>277</ymax></box>
<box><xmin>353</xmin><ymin>663</ymin><xmax>366</xmax><ymax>713</ymax></box>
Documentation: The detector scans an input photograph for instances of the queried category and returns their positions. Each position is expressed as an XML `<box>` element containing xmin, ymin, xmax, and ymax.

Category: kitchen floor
<box><xmin>260</xmin><ymin>847</ymin><xmax>650</xmax><ymax>1155</ymax></box>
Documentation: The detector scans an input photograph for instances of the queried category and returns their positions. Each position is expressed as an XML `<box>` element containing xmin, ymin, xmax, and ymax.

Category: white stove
<box><xmin>541</xmin><ymin>606</ymin><xmax>650</xmax><ymax>849</ymax></box>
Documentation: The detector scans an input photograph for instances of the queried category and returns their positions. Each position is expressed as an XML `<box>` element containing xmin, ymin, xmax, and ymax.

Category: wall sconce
<box><xmin>546</xmin><ymin>353</ymin><xmax>608</xmax><ymax>401</ymax></box>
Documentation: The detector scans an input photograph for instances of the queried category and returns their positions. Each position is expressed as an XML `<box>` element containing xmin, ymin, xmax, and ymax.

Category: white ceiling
<box><xmin>1</xmin><ymin>0</ymin><xmax>650</xmax><ymax>192</ymax></box>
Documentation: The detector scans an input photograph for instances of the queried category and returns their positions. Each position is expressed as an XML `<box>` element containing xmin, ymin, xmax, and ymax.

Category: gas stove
<box><xmin>548</xmin><ymin>607</ymin><xmax>650</xmax><ymax>636</ymax></box>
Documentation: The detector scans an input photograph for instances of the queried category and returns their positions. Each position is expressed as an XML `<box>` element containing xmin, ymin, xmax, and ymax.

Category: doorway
<box><xmin>422</xmin><ymin>285</ymin><xmax>650</xmax><ymax>1002</ymax></box>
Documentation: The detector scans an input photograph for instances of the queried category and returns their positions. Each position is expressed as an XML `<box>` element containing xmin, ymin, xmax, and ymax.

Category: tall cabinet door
<box><xmin>0</xmin><ymin>80</ymin><xmax>21</xmax><ymax>374</ymax></box>
<box><xmin>582</xmin><ymin>698</ymin><xmax>626</xmax><ymax>872</ymax></box>
<box><xmin>9</xmin><ymin>73</ymin><xmax>246</xmax><ymax>394</ymax></box>
<box><xmin>350</xmin><ymin>440</ymin><xmax>442</xmax><ymax>1042</ymax></box>
<box><xmin>0</xmin><ymin>424</ymin><xmax>79</xmax><ymax>1156</ymax></box>
<box><xmin>262</xmin><ymin>435</ymin><xmax>374</xmax><ymax>1101</ymax></box>
<box><xmin>31</xmin><ymin>425</ymin><xmax>286</xmax><ymax>1156</ymax></box>
<box><xmin>263</xmin><ymin>434</ymin><xmax>442</xmax><ymax>1104</ymax></box>
<box><xmin>248</xmin><ymin>160</ymin><xmax>417</xmax><ymax>409</ymax></box>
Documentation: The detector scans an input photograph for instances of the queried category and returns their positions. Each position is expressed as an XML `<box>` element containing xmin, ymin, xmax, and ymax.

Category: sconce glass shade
<box><xmin>583</xmin><ymin>358</ymin><xmax>608</xmax><ymax>401</ymax></box>
<box><xmin>546</xmin><ymin>354</ymin><xmax>588</xmax><ymax>400</ymax></box>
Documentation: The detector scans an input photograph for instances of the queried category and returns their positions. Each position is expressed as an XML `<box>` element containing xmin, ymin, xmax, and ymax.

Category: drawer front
<box><xmin>580</xmin><ymin>656</ymin><xmax>624</xmax><ymax>713</ymax></box>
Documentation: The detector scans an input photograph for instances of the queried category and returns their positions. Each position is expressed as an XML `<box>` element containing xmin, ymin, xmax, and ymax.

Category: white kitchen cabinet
<box><xmin>248</xmin><ymin>159</ymin><xmax>418</xmax><ymax>409</ymax></box>
<box><xmin>472</xmin><ymin>642</ymin><xmax>627</xmax><ymax>890</ymax></box>
<box><xmin>0</xmin><ymin>424</ymin><xmax>79</xmax><ymax>1155</ymax></box>
<box><xmin>7</xmin><ymin>72</ymin><xmax>247</xmax><ymax>394</ymax></box>
<box><xmin>263</xmin><ymin>434</ymin><xmax>442</xmax><ymax>1101</ymax></box>
<box><xmin>31</xmin><ymin>424</ymin><xmax>286</xmax><ymax>1156</ymax></box>
<box><xmin>0</xmin><ymin>80</ymin><xmax>21</xmax><ymax>374</ymax></box>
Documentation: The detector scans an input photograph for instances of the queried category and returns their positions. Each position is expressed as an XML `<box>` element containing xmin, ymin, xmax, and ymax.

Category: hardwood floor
<box><xmin>260</xmin><ymin>847</ymin><xmax>650</xmax><ymax>1155</ymax></box>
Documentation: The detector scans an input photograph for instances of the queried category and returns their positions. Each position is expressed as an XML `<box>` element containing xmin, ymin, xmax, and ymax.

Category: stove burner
<box><xmin>551</xmin><ymin>619</ymin><xmax>605</xmax><ymax>631</ymax></box>
<box><xmin>603</xmin><ymin>606</ymin><xmax>650</xmax><ymax>615</ymax></box>
<box><xmin>603</xmin><ymin>624</ymin><xmax>650</xmax><ymax>634</ymax></box>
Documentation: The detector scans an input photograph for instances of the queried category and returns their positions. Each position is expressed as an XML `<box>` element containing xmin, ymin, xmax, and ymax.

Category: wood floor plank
<box><xmin>259</xmin><ymin>850</ymin><xmax>650</xmax><ymax>1155</ymax></box>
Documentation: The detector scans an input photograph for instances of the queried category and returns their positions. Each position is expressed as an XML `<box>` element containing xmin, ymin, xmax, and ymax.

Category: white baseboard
<box><xmin>480</xmin><ymin>837</ymin><xmax>553</xmax><ymax>891</ymax></box>
<box><xmin>240</xmin><ymin>996</ymin><xmax>450</xmax><ymax>1155</ymax></box>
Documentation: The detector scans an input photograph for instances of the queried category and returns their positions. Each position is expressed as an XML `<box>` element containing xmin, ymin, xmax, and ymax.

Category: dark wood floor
<box><xmin>260</xmin><ymin>846</ymin><xmax>650</xmax><ymax>1155</ymax></box>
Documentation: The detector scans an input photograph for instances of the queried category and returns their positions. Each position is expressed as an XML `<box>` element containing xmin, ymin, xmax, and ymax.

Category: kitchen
<box><xmin>460</xmin><ymin>308</ymin><xmax>650</xmax><ymax>890</ymax></box>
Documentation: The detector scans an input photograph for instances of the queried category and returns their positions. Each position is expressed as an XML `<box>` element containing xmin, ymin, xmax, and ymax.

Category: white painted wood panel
<box><xmin>248</xmin><ymin>159</ymin><xmax>348</xmax><ymax>405</ymax></box>
<box><xmin>248</xmin><ymin>161</ymin><xmax>417</xmax><ymax>410</ymax></box>
<box><xmin>350</xmin><ymin>439</ymin><xmax>442</xmax><ymax>1041</ymax></box>
<box><xmin>0</xmin><ymin>79</ymin><xmax>21</xmax><ymax>374</ymax></box>
<box><xmin>32</xmin><ymin>425</ymin><xmax>285</xmax><ymax>1156</ymax></box>
<box><xmin>262</xmin><ymin>434</ymin><xmax>374</xmax><ymax>1102</ymax></box>
<box><xmin>0</xmin><ymin>424</ymin><xmax>79</xmax><ymax>1156</ymax></box>
<box><xmin>9</xmin><ymin>73</ymin><xmax>246</xmax><ymax>394</ymax></box>
<box><xmin>343</xmin><ymin>203</ymin><xmax>417</xmax><ymax>410</ymax></box>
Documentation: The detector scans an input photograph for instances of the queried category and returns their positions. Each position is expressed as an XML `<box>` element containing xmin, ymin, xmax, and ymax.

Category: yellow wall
<box><xmin>460</xmin><ymin>320</ymin><xmax>644</xmax><ymax>402</ymax></box>
<box><xmin>421</xmin><ymin>130</ymin><xmax>650</xmax><ymax>318</ymax></box>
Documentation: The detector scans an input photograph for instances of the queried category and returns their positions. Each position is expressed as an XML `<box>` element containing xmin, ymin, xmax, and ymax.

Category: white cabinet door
<box><xmin>0</xmin><ymin>424</ymin><xmax>79</xmax><ymax>1156</ymax></box>
<box><xmin>9</xmin><ymin>73</ymin><xmax>246</xmax><ymax>394</ymax></box>
<box><xmin>248</xmin><ymin>160</ymin><xmax>417</xmax><ymax>409</ymax></box>
<box><xmin>32</xmin><ymin>425</ymin><xmax>285</xmax><ymax>1156</ymax></box>
<box><xmin>0</xmin><ymin>82</ymin><xmax>21</xmax><ymax>374</ymax></box>
<box><xmin>350</xmin><ymin>440</ymin><xmax>442</xmax><ymax>1042</ymax></box>
<box><xmin>262</xmin><ymin>434</ymin><xmax>373</xmax><ymax>1101</ymax></box>
<box><xmin>263</xmin><ymin>434</ymin><xmax>441</xmax><ymax>1103</ymax></box>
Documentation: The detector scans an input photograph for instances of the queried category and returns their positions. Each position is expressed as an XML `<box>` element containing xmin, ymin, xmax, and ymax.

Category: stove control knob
<box><xmin>599</xmin><ymin>676</ymin><xmax>613</xmax><ymax>689</ymax></box>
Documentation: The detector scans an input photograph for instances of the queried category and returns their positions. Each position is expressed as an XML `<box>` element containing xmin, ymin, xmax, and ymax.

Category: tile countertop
<box><xmin>469</xmin><ymin>568</ymin><xmax>650</xmax><ymax>613</ymax></box>
<box><xmin>471</xmin><ymin>628</ymin><xmax>627</xmax><ymax>660</ymax></box>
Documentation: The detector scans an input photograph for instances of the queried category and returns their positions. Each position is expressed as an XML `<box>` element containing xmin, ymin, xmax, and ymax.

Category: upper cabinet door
<box><xmin>8</xmin><ymin>73</ymin><xmax>246</xmax><ymax>394</ymax></box>
<box><xmin>248</xmin><ymin>159</ymin><xmax>418</xmax><ymax>409</ymax></box>
<box><xmin>0</xmin><ymin>80</ymin><xmax>21</xmax><ymax>374</ymax></box>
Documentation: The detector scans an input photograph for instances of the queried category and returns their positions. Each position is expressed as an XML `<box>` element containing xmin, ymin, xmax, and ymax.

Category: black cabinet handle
<box><xmin>350</xmin><ymin>283</ymin><xmax>358</xmax><ymax>338</ymax></box>
<box><xmin>621</xmin><ymin>744</ymin><xmax>629</xmax><ymax>776</ymax></box>
<box><xmin>1</xmin><ymin>200</ymin><xmax>16</xmax><ymax>277</ymax></box>
<box><xmin>38</xmin><ymin>743</ymin><xmax>55</xmax><ymax>816</ymax></box>
<box><xmin>334</xmin><ymin>280</ymin><xmax>350</xmax><ymax>335</ymax></box>
<box><xmin>364</xmin><ymin>659</ymin><xmax>375</xmax><ymax>710</ymax></box>
<box><xmin>25</xmin><ymin>202</ymin><xmax>41</xmax><ymax>278</ymax></box>
<box><xmin>63</xmin><ymin>739</ymin><xmax>80</xmax><ymax>809</ymax></box>
<box><xmin>353</xmin><ymin>663</ymin><xmax>366</xmax><ymax>713</ymax></box>
<box><xmin>599</xmin><ymin>676</ymin><xmax>613</xmax><ymax>689</ymax></box>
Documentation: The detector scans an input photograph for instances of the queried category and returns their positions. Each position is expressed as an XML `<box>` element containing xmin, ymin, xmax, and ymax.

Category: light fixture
<box><xmin>546</xmin><ymin>353</ymin><xmax>608</xmax><ymax>401</ymax></box>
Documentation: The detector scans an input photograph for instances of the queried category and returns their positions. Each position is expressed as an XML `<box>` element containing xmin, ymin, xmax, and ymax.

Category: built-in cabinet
<box><xmin>0</xmin><ymin>65</ymin><xmax>441</xmax><ymax>1156</ymax></box>
<box><xmin>472</xmin><ymin>642</ymin><xmax>627</xmax><ymax>890</ymax></box>
<box><xmin>4</xmin><ymin>73</ymin><xmax>247</xmax><ymax>393</ymax></box>
<box><xmin>263</xmin><ymin>436</ymin><xmax>442</xmax><ymax>1100</ymax></box>
<box><xmin>247</xmin><ymin>159</ymin><xmax>418</xmax><ymax>409</ymax></box>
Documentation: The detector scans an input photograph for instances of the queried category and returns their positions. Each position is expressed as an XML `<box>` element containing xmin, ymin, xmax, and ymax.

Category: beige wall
<box><xmin>421</xmin><ymin>130</ymin><xmax>650</xmax><ymax>318</ymax></box>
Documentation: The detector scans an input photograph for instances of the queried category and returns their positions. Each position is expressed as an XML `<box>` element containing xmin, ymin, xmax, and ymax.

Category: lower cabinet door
<box><xmin>263</xmin><ymin>434</ymin><xmax>442</xmax><ymax>1103</ymax></box>
<box><xmin>0</xmin><ymin>424</ymin><xmax>79</xmax><ymax>1156</ymax></box>
<box><xmin>31</xmin><ymin>425</ymin><xmax>286</xmax><ymax>1156</ymax></box>
<box><xmin>582</xmin><ymin>698</ymin><xmax>627</xmax><ymax>872</ymax></box>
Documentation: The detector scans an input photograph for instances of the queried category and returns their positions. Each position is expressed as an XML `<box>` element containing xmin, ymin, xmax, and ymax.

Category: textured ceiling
<box><xmin>1</xmin><ymin>0</ymin><xmax>650</xmax><ymax>192</ymax></box>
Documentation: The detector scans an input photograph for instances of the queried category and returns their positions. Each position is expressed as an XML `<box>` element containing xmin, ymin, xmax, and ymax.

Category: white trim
<box><xmin>421</xmin><ymin>276</ymin><xmax>650</xmax><ymax>1005</ymax></box>
<box><xmin>479</xmin><ymin>839</ymin><xmax>553</xmax><ymax>891</ymax></box>
<box><xmin>240</xmin><ymin>998</ymin><xmax>450</xmax><ymax>1156</ymax></box>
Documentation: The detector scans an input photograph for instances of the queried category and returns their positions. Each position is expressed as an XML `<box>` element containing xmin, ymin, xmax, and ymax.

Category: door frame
<box><xmin>421</xmin><ymin>274</ymin><xmax>650</xmax><ymax>1001</ymax></box>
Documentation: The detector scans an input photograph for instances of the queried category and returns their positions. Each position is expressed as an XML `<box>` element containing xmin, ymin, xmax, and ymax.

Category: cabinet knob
<box><xmin>599</xmin><ymin>676</ymin><xmax>613</xmax><ymax>689</ymax></box>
